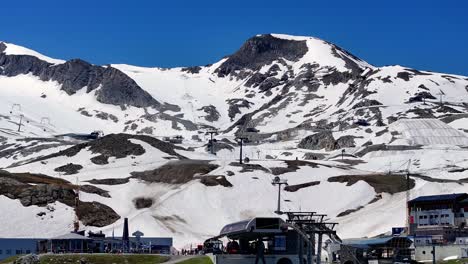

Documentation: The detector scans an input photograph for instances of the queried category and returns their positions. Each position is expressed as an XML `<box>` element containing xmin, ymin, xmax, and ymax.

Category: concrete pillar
<box><xmin>311</xmin><ymin>234</ymin><xmax>316</xmax><ymax>264</ymax></box>
<box><xmin>317</xmin><ymin>234</ymin><xmax>323</xmax><ymax>264</ymax></box>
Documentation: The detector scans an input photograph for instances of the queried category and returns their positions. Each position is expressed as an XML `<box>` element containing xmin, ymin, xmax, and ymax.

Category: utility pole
<box><xmin>272</xmin><ymin>176</ymin><xmax>288</xmax><ymax>214</ymax></box>
<box><xmin>257</xmin><ymin>150</ymin><xmax>261</xmax><ymax>160</ymax></box>
<box><xmin>237</xmin><ymin>137</ymin><xmax>248</xmax><ymax>164</ymax></box>
<box><xmin>406</xmin><ymin>159</ymin><xmax>412</xmax><ymax>233</ymax></box>
<box><xmin>436</xmin><ymin>90</ymin><xmax>445</xmax><ymax>105</ymax></box>
<box><xmin>17</xmin><ymin>114</ymin><xmax>24</xmax><ymax>132</ymax></box>
<box><xmin>206</xmin><ymin>129</ymin><xmax>218</xmax><ymax>155</ymax></box>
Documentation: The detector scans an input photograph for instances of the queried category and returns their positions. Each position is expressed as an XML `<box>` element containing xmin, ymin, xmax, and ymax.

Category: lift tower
<box><xmin>272</xmin><ymin>176</ymin><xmax>288</xmax><ymax>215</ymax></box>
<box><xmin>236</xmin><ymin>137</ymin><xmax>248</xmax><ymax>164</ymax></box>
<box><xmin>206</xmin><ymin>129</ymin><xmax>218</xmax><ymax>155</ymax></box>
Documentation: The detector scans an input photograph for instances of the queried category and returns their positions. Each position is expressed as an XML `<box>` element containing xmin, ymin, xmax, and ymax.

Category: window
<box><xmin>26</xmin><ymin>250</ymin><xmax>31</xmax><ymax>254</ymax></box>
<box><xmin>0</xmin><ymin>249</ymin><xmax>2</xmax><ymax>254</ymax></box>
<box><xmin>6</xmin><ymin>249</ymin><xmax>11</xmax><ymax>255</ymax></box>
<box><xmin>15</xmin><ymin>250</ymin><xmax>22</xmax><ymax>255</ymax></box>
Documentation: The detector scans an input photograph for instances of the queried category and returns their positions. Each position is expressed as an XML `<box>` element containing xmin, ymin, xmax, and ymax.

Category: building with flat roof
<box><xmin>408</xmin><ymin>193</ymin><xmax>468</xmax><ymax>243</ymax></box>
<box><xmin>0</xmin><ymin>238</ymin><xmax>43</xmax><ymax>261</ymax></box>
<box><xmin>337</xmin><ymin>236</ymin><xmax>413</xmax><ymax>264</ymax></box>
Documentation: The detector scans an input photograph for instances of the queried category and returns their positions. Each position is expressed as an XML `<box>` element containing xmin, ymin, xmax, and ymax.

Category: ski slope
<box><xmin>1</xmin><ymin>34</ymin><xmax>468</xmax><ymax>248</ymax></box>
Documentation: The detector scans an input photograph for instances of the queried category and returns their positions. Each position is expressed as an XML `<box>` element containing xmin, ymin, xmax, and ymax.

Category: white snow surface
<box><xmin>1</xmin><ymin>35</ymin><xmax>468</xmax><ymax>249</ymax></box>
<box><xmin>1</xmin><ymin>42</ymin><xmax>65</xmax><ymax>65</ymax></box>
<box><xmin>391</xmin><ymin>119</ymin><xmax>468</xmax><ymax>146</ymax></box>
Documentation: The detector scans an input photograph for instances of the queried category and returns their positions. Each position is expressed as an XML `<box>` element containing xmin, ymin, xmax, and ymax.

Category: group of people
<box><xmin>226</xmin><ymin>239</ymin><xmax>266</xmax><ymax>264</ymax></box>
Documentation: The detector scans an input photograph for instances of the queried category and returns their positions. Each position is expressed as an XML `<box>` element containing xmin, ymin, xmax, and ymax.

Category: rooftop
<box><xmin>342</xmin><ymin>236</ymin><xmax>412</xmax><ymax>249</ymax></box>
<box><xmin>409</xmin><ymin>193</ymin><xmax>468</xmax><ymax>203</ymax></box>
<box><xmin>50</xmin><ymin>233</ymin><xmax>91</xmax><ymax>240</ymax></box>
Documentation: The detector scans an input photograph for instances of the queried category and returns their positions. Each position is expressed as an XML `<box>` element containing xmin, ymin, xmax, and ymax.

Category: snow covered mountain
<box><xmin>1</xmin><ymin>34</ymin><xmax>468</xmax><ymax>248</ymax></box>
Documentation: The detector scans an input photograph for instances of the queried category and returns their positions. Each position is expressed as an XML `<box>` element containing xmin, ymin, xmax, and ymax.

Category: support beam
<box><xmin>311</xmin><ymin>234</ymin><xmax>316</xmax><ymax>264</ymax></box>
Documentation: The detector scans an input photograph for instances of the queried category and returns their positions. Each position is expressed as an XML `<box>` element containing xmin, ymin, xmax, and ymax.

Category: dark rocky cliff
<box><xmin>0</xmin><ymin>42</ymin><xmax>161</xmax><ymax>109</ymax></box>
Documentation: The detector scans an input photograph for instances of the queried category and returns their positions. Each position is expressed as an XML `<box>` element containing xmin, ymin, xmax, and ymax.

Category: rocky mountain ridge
<box><xmin>1</xmin><ymin>34</ymin><xmax>468</xmax><ymax>247</ymax></box>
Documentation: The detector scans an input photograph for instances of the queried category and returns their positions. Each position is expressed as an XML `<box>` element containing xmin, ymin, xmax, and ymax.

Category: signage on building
<box><xmin>392</xmin><ymin>227</ymin><xmax>406</xmax><ymax>236</ymax></box>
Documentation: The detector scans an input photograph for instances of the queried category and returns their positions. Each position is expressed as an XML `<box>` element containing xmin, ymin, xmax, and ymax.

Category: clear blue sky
<box><xmin>1</xmin><ymin>0</ymin><xmax>467</xmax><ymax>75</ymax></box>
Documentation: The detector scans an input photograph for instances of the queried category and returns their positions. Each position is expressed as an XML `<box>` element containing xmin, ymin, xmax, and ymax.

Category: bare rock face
<box><xmin>87</xmin><ymin>178</ymin><xmax>130</xmax><ymax>185</ymax></box>
<box><xmin>77</xmin><ymin>201</ymin><xmax>120</xmax><ymax>227</ymax></box>
<box><xmin>0</xmin><ymin>170</ymin><xmax>119</xmax><ymax>227</ymax></box>
<box><xmin>198</xmin><ymin>176</ymin><xmax>233</xmax><ymax>187</ymax></box>
<box><xmin>80</xmin><ymin>185</ymin><xmax>111</xmax><ymax>198</ymax></box>
<box><xmin>27</xmin><ymin>133</ymin><xmax>186</xmax><ymax>166</ymax></box>
<box><xmin>336</xmin><ymin>135</ymin><xmax>357</xmax><ymax>148</ymax></box>
<box><xmin>198</xmin><ymin>105</ymin><xmax>220</xmax><ymax>122</ymax></box>
<box><xmin>133</xmin><ymin>197</ymin><xmax>154</xmax><ymax>209</ymax></box>
<box><xmin>0</xmin><ymin>48</ymin><xmax>161</xmax><ymax>108</ymax></box>
<box><xmin>298</xmin><ymin>131</ymin><xmax>336</xmax><ymax>151</ymax></box>
<box><xmin>215</xmin><ymin>34</ymin><xmax>308</xmax><ymax>77</ymax></box>
<box><xmin>298</xmin><ymin>132</ymin><xmax>357</xmax><ymax>151</ymax></box>
<box><xmin>54</xmin><ymin>163</ymin><xmax>83</xmax><ymax>175</ymax></box>
<box><xmin>13</xmin><ymin>254</ymin><xmax>39</xmax><ymax>264</ymax></box>
<box><xmin>131</xmin><ymin>160</ymin><xmax>219</xmax><ymax>184</ymax></box>
<box><xmin>0</xmin><ymin>176</ymin><xmax>76</xmax><ymax>207</ymax></box>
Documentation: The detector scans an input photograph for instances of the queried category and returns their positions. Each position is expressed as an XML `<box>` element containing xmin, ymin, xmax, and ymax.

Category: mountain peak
<box><xmin>0</xmin><ymin>41</ymin><xmax>65</xmax><ymax>65</ymax></box>
<box><xmin>214</xmin><ymin>33</ymin><xmax>373</xmax><ymax>78</ymax></box>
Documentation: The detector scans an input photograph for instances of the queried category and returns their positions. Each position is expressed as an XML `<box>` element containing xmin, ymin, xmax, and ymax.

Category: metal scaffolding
<box><xmin>285</xmin><ymin>212</ymin><xmax>341</xmax><ymax>264</ymax></box>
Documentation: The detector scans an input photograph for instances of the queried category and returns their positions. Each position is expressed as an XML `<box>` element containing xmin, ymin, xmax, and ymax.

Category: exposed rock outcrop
<box><xmin>198</xmin><ymin>175</ymin><xmax>233</xmax><ymax>187</ymax></box>
<box><xmin>133</xmin><ymin>197</ymin><xmax>154</xmax><ymax>209</ymax></box>
<box><xmin>298</xmin><ymin>132</ymin><xmax>357</xmax><ymax>151</ymax></box>
<box><xmin>131</xmin><ymin>160</ymin><xmax>219</xmax><ymax>184</ymax></box>
<box><xmin>54</xmin><ymin>163</ymin><xmax>83</xmax><ymax>175</ymax></box>
<box><xmin>215</xmin><ymin>34</ymin><xmax>308</xmax><ymax>77</ymax></box>
<box><xmin>0</xmin><ymin>48</ymin><xmax>161</xmax><ymax>108</ymax></box>
<box><xmin>76</xmin><ymin>201</ymin><xmax>120</xmax><ymax>227</ymax></box>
